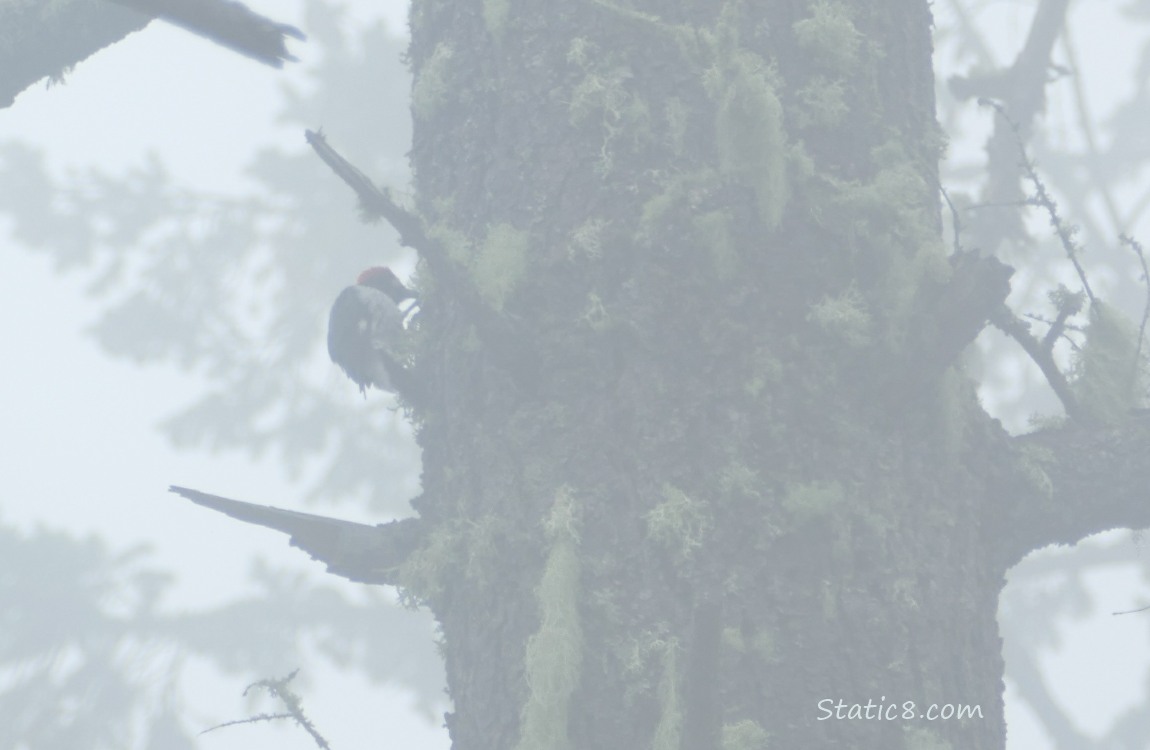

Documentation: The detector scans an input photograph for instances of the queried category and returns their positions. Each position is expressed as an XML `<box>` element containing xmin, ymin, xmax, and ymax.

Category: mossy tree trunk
<box><xmin>396</xmin><ymin>2</ymin><xmax>1027</xmax><ymax>748</ymax></box>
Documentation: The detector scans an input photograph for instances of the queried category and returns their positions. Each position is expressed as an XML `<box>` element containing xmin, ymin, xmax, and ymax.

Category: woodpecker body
<box><xmin>327</xmin><ymin>267</ymin><xmax>418</xmax><ymax>396</ymax></box>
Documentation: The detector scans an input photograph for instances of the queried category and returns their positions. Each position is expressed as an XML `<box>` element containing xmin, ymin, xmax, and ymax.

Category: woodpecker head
<box><xmin>356</xmin><ymin>266</ymin><xmax>417</xmax><ymax>305</ymax></box>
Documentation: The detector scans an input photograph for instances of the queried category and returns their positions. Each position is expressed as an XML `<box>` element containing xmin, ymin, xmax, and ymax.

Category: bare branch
<box><xmin>981</xmin><ymin>98</ymin><xmax>1096</xmax><ymax>304</ymax></box>
<box><xmin>105</xmin><ymin>0</ymin><xmax>304</xmax><ymax>68</ymax></box>
<box><xmin>951</xmin><ymin>0</ymin><xmax>1072</xmax><ymax>252</ymax></box>
<box><xmin>168</xmin><ymin>486</ymin><xmax>424</xmax><ymax>586</ymax></box>
<box><xmin>203</xmin><ymin>670</ymin><xmax>332</xmax><ymax>749</ymax></box>
<box><xmin>305</xmin><ymin>129</ymin><xmax>455</xmax><ymax>279</ymax></box>
<box><xmin>1061</xmin><ymin>24</ymin><xmax>1123</xmax><ymax>234</ymax></box>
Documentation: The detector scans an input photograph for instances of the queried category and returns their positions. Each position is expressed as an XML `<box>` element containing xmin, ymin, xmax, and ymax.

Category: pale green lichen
<box><xmin>745</xmin><ymin>346</ymin><xmax>783</xmax><ymax>399</ymax></box>
<box><xmin>793</xmin><ymin>0</ymin><xmax>862</xmax><ymax>74</ymax></box>
<box><xmin>639</xmin><ymin>178</ymin><xmax>688</xmax><ymax>244</ymax></box>
<box><xmin>638</xmin><ymin>169</ymin><xmax>721</xmax><ymax>245</ymax></box>
<box><xmin>568</xmin><ymin>218</ymin><xmax>607</xmax><ymax>261</ymax></box>
<box><xmin>568</xmin><ymin>63</ymin><xmax>632</xmax><ymax>125</ymax></box>
<box><xmin>693</xmin><ymin>209</ymin><xmax>739</xmax><ymax>279</ymax></box>
<box><xmin>750</xmin><ymin>630</ymin><xmax>778</xmax><ymax>663</ymax></box>
<box><xmin>651</xmin><ymin>640</ymin><xmax>683</xmax><ymax>750</ymax></box>
<box><xmin>474</xmin><ymin>223</ymin><xmax>530</xmax><ymax>311</ymax></box>
<box><xmin>724</xmin><ymin>624</ymin><xmax>778</xmax><ymax>665</ymax></box>
<box><xmin>808</xmin><ymin>285</ymin><xmax>872</xmax><ymax>347</ymax></box>
<box><xmin>709</xmin><ymin>49</ymin><xmax>788</xmax><ymax>228</ymax></box>
<box><xmin>665</xmin><ymin>97</ymin><xmax>689</xmax><ymax>155</ymax></box>
<box><xmin>722</xmin><ymin>719</ymin><xmax>770</xmax><ymax>750</ymax></box>
<box><xmin>903</xmin><ymin>726</ymin><xmax>953</xmax><ymax>750</ymax></box>
<box><xmin>647</xmin><ymin>484</ymin><xmax>713</xmax><ymax>561</ymax></box>
<box><xmin>722</xmin><ymin>626</ymin><xmax>745</xmax><ymax>653</ymax></box>
<box><xmin>567</xmin><ymin>38</ymin><xmax>653</xmax><ymax>175</ymax></box>
<box><xmin>825</xmin><ymin>141</ymin><xmax>949</xmax><ymax>341</ymax></box>
<box><xmin>821</xmin><ymin>580</ymin><xmax>838</xmax><ymax>620</ymax></box>
<box><xmin>515</xmin><ymin>488</ymin><xmax>583</xmax><ymax>750</ymax></box>
<box><xmin>718</xmin><ymin>462</ymin><xmax>764</xmax><ymax>502</ymax></box>
<box><xmin>396</xmin><ymin>517</ymin><xmax>503</xmax><ymax>605</ymax></box>
<box><xmin>1015</xmin><ymin>444</ymin><xmax>1055</xmax><ymax>501</ymax></box>
<box><xmin>396</xmin><ymin>525</ymin><xmax>460</xmax><ymax>606</ymax></box>
<box><xmin>427</xmin><ymin>222</ymin><xmax>472</xmax><ymax>266</ymax></box>
<box><xmin>781</xmin><ymin>480</ymin><xmax>845</xmax><ymax>521</ymax></box>
<box><xmin>483</xmin><ymin>0</ymin><xmax>510</xmax><ymax>39</ymax></box>
<box><xmin>580</xmin><ymin>291</ymin><xmax>611</xmax><ymax>331</ymax></box>
<box><xmin>1071</xmin><ymin>300</ymin><xmax>1144</xmax><ymax>424</ymax></box>
<box><xmin>412</xmin><ymin>43</ymin><xmax>454</xmax><ymax>120</ymax></box>
<box><xmin>794</xmin><ymin>76</ymin><xmax>849</xmax><ymax>129</ymax></box>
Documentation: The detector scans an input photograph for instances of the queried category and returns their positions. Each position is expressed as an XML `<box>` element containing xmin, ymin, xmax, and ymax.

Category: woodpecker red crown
<box><xmin>355</xmin><ymin>266</ymin><xmax>416</xmax><ymax>304</ymax></box>
<box><xmin>356</xmin><ymin>266</ymin><xmax>393</xmax><ymax>286</ymax></box>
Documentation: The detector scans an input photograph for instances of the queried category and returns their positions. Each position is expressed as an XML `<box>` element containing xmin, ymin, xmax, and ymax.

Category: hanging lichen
<box><xmin>515</xmin><ymin>488</ymin><xmax>583</xmax><ymax>750</ymax></box>
<box><xmin>647</xmin><ymin>484</ymin><xmax>713</xmax><ymax>563</ymax></box>
<box><xmin>567</xmin><ymin>218</ymin><xmax>608</xmax><ymax>261</ymax></box>
<box><xmin>396</xmin><ymin>524</ymin><xmax>460</xmax><ymax>606</ymax></box>
<box><xmin>792</xmin><ymin>0</ymin><xmax>862</xmax><ymax>74</ymax></box>
<box><xmin>722</xmin><ymin>719</ymin><xmax>770</xmax><ymax>750</ymax></box>
<box><xmin>483</xmin><ymin>0</ymin><xmax>510</xmax><ymax>39</ymax></box>
<box><xmin>793</xmin><ymin>75</ymin><xmax>849</xmax><ymax>130</ymax></box>
<box><xmin>412</xmin><ymin>42</ymin><xmax>455</xmax><ymax>120</ymax></box>
<box><xmin>707</xmin><ymin>47</ymin><xmax>788</xmax><ymax>228</ymax></box>
<box><xmin>807</xmin><ymin>285</ymin><xmax>873</xmax><ymax>347</ymax></box>
<box><xmin>903</xmin><ymin>726</ymin><xmax>953</xmax><ymax>750</ymax></box>
<box><xmin>567</xmin><ymin>38</ymin><xmax>654</xmax><ymax>175</ymax></box>
<box><xmin>650</xmin><ymin>639</ymin><xmax>683</xmax><ymax>750</ymax></box>
<box><xmin>474</xmin><ymin>222</ymin><xmax>530</xmax><ymax>311</ymax></box>
<box><xmin>1070</xmin><ymin>300</ymin><xmax>1145</xmax><ymax>423</ymax></box>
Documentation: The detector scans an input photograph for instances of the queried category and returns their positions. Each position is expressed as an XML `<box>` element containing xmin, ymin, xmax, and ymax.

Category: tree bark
<box><xmin>401</xmin><ymin>1</ymin><xmax>1018</xmax><ymax>748</ymax></box>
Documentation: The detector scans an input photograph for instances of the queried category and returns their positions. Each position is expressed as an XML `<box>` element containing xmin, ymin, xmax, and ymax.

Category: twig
<box><xmin>980</xmin><ymin>98</ymin><xmax>1096</xmax><ymax>304</ymax></box>
<box><xmin>304</xmin><ymin>130</ymin><xmax>458</xmax><ymax>283</ymax></box>
<box><xmin>939</xmin><ymin>185</ymin><xmax>963</xmax><ymax>254</ymax></box>
<box><xmin>1022</xmin><ymin>312</ymin><xmax>1083</xmax><ymax>352</ymax></box>
<box><xmin>1113</xmin><ymin>604</ymin><xmax>1150</xmax><ymax>616</ymax></box>
<box><xmin>202</xmin><ymin>670</ymin><xmax>331</xmax><ymax>749</ymax></box>
<box><xmin>1039</xmin><ymin>287</ymin><xmax>1084</xmax><ymax>352</ymax></box>
<box><xmin>201</xmin><ymin>713</ymin><xmax>294</xmax><ymax>734</ymax></box>
<box><xmin>1061</xmin><ymin>24</ymin><xmax>1123</xmax><ymax>233</ymax></box>
<box><xmin>963</xmin><ymin>199</ymin><xmax>1033</xmax><ymax>213</ymax></box>
<box><xmin>953</xmin><ymin>0</ymin><xmax>1072</xmax><ymax>255</ymax></box>
<box><xmin>943</xmin><ymin>0</ymin><xmax>996</xmax><ymax>72</ymax></box>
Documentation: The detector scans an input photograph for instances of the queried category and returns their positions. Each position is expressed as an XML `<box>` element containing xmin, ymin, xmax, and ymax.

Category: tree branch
<box><xmin>305</xmin><ymin>129</ymin><xmax>541</xmax><ymax>391</ymax></box>
<box><xmin>1</xmin><ymin>0</ymin><xmax>303</xmax><ymax>110</ymax></box>
<box><xmin>908</xmin><ymin>249</ymin><xmax>1013</xmax><ymax>379</ymax></box>
<box><xmin>168</xmin><ymin>486</ymin><xmax>423</xmax><ymax>586</ymax></box>
<box><xmin>989</xmin><ymin>304</ymin><xmax>1091</xmax><ymax>425</ymax></box>
<box><xmin>990</xmin><ymin>415</ymin><xmax>1150</xmax><ymax>569</ymax></box>
<box><xmin>949</xmin><ymin>0</ymin><xmax>1072</xmax><ymax>251</ymax></box>
<box><xmin>105</xmin><ymin>0</ymin><xmax>304</xmax><ymax>68</ymax></box>
<box><xmin>0</xmin><ymin>1</ymin><xmax>147</xmax><ymax>109</ymax></box>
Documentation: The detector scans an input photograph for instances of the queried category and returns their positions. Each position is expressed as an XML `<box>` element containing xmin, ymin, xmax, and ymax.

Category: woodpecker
<box><xmin>327</xmin><ymin>267</ymin><xmax>418</xmax><ymax>396</ymax></box>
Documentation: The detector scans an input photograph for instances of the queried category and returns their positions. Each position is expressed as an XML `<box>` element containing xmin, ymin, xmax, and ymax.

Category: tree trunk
<box><xmin>387</xmin><ymin>1</ymin><xmax>1084</xmax><ymax>748</ymax></box>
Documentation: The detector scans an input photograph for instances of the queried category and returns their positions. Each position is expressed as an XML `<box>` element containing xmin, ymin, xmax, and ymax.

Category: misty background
<box><xmin>2</xmin><ymin>0</ymin><xmax>1150</xmax><ymax>747</ymax></box>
